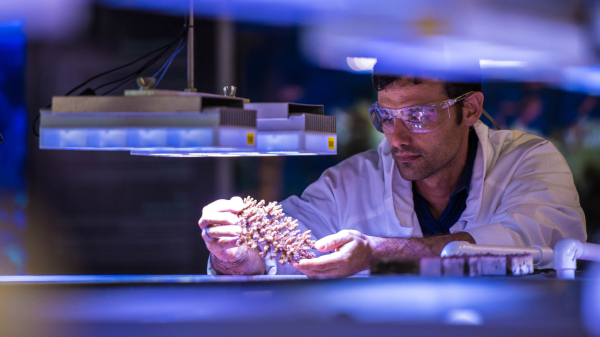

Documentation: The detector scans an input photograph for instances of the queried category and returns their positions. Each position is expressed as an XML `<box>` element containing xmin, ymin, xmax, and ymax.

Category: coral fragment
<box><xmin>236</xmin><ymin>197</ymin><xmax>316</xmax><ymax>265</ymax></box>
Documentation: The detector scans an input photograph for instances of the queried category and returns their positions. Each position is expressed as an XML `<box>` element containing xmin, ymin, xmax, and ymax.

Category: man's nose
<box><xmin>390</xmin><ymin>119</ymin><xmax>412</xmax><ymax>147</ymax></box>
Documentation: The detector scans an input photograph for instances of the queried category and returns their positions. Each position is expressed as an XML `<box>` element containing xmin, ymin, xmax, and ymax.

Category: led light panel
<box><xmin>249</xmin><ymin>102</ymin><xmax>337</xmax><ymax>156</ymax></box>
<box><xmin>39</xmin><ymin>91</ymin><xmax>258</xmax><ymax>156</ymax></box>
<box><xmin>130</xmin><ymin>102</ymin><xmax>338</xmax><ymax>157</ymax></box>
<box><xmin>40</xmin><ymin>92</ymin><xmax>337</xmax><ymax>157</ymax></box>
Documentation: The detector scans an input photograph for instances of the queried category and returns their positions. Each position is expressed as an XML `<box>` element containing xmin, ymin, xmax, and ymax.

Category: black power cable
<box><xmin>63</xmin><ymin>28</ymin><xmax>187</xmax><ymax>97</ymax></box>
<box><xmin>32</xmin><ymin>26</ymin><xmax>188</xmax><ymax>139</ymax></box>
<box><xmin>32</xmin><ymin>114</ymin><xmax>39</xmax><ymax>138</ymax></box>
<box><xmin>95</xmin><ymin>31</ymin><xmax>187</xmax><ymax>95</ymax></box>
<box><xmin>94</xmin><ymin>50</ymin><xmax>169</xmax><ymax>93</ymax></box>
<box><xmin>153</xmin><ymin>38</ymin><xmax>187</xmax><ymax>89</ymax></box>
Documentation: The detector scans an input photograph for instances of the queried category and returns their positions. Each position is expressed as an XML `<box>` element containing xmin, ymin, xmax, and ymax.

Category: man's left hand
<box><xmin>292</xmin><ymin>229</ymin><xmax>373</xmax><ymax>278</ymax></box>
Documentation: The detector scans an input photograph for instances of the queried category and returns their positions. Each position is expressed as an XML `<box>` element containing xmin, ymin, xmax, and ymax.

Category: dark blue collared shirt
<box><xmin>413</xmin><ymin>129</ymin><xmax>478</xmax><ymax>236</ymax></box>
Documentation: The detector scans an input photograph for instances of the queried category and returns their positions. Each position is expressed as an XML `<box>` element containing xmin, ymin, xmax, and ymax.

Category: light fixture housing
<box><xmin>246</xmin><ymin>102</ymin><xmax>337</xmax><ymax>156</ymax></box>
<box><xmin>40</xmin><ymin>90</ymin><xmax>337</xmax><ymax>157</ymax></box>
<box><xmin>129</xmin><ymin>102</ymin><xmax>337</xmax><ymax>157</ymax></box>
<box><xmin>40</xmin><ymin>90</ymin><xmax>258</xmax><ymax>156</ymax></box>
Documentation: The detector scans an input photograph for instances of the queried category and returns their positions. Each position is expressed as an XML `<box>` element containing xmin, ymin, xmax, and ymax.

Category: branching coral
<box><xmin>236</xmin><ymin>197</ymin><xmax>316</xmax><ymax>265</ymax></box>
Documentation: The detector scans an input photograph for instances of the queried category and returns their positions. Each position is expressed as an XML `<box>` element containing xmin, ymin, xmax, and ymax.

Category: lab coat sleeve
<box><xmin>464</xmin><ymin>141</ymin><xmax>587</xmax><ymax>248</ymax></box>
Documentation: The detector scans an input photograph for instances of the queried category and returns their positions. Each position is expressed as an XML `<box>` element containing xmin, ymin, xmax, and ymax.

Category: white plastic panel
<box><xmin>129</xmin><ymin>129</ymin><xmax>338</xmax><ymax>157</ymax></box>
<box><xmin>256</xmin><ymin>131</ymin><xmax>301</xmax><ymax>152</ymax></box>
<box><xmin>131</xmin><ymin>151</ymin><xmax>279</xmax><ymax>158</ymax></box>
<box><xmin>305</xmin><ymin>132</ymin><xmax>336</xmax><ymax>153</ymax></box>
<box><xmin>40</xmin><ymin>127</ymin><xmax>217</xmax><ymax>151</ymax></box>
<box><xmin>218</xmin><ymin>128</ymin><xmax>256</xmax><ymax>149</ymax></box>
<box><xmin>257</xmin><ymin>130</ymin><xmax>336</xmax><ymax>155</ymax></box>
<box><xmin>129</xmin><ymin>127</ymin><xmax>257</xmax><ymax>157</ymax></box>
<box><xmin>40</xmin><ymin>128</ymin><xmax>336</xmax><ymax>156</ymax></box>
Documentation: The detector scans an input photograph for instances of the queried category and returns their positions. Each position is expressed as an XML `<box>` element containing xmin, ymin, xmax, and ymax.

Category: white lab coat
<box><xmin>208</xmin><ymin>121</ymin><xmax>586</xmax><ymax>275</ymax></box>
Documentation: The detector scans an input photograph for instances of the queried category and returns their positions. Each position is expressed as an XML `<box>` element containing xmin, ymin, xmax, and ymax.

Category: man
<box><xmin>199</xmin><ymin>71</ymin><xmax>587</xmax><ymax>277</ymax></box>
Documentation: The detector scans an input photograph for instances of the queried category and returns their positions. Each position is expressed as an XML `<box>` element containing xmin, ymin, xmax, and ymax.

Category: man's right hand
<box><xmin>199</xmin><ymin>196</ymin><xmax>265</xmax><ymax>275</ymax></box>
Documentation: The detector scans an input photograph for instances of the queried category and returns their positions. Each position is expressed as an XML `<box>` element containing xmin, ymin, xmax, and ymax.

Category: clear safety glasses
<box><xmin>369</xmin><ymin>92</ymin><xmax>473</xmax><ymax>134</ymax></box>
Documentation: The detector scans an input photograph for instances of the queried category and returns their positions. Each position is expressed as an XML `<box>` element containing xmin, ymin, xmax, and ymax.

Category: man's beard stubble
<box><xmin>391</xmin><ymin>117</ymin><xmax>467</xmax><ymax>182</ymax></box>
<box><xmin>391</xmin><ymin>145</ymin><xmax>439</xmax><ymax>181</ymax></box>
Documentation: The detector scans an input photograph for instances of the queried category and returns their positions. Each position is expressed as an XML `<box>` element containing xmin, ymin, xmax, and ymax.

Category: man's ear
<box><xmin>462</xmin><ymin>92</ymin><xmax>484</xmax><ymax>127</ymax></box>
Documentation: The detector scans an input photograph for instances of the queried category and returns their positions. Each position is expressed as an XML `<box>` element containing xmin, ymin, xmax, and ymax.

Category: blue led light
<box><xmin>0</xmin><ymin>20</ymin><xmax>27</xmax><ymax>274</ymax></box>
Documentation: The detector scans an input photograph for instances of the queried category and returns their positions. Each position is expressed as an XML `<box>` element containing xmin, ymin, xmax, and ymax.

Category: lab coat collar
<box><xmin>457</xmin><ymin>121</ymin><xmax>489</xmax><ymax>224</ymax></box>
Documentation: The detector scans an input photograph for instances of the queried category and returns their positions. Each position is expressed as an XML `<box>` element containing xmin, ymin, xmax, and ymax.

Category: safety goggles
<box><xmin>369</xmin><ymin>92</ymin><xmax>473</xmax><ymax>134</ymax></box>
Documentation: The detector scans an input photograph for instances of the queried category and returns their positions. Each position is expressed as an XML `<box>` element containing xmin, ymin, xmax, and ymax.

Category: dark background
<box><xmin>0</xmin><ymin>6</ymin><xmax>598</xmax><ymax>275</ymax></box>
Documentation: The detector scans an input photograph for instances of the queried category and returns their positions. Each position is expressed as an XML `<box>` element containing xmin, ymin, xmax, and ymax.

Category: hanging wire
<box><xmin>153</xmin><ymin>38</ymin><xmax>187</xmax><ymax>89</ymax></box>
<box><xmin>95</xmin><ymin>30</ymin><xmax>187</xmax><ymax>95</ymax></box>
<box><xmin>63</xmin><ymin>29</ymin><xmax>186</xmax><ymax>97</ymax></box>
<box><xmin>31</xmin><ymin>25</ymin><xmax>188</xmax><ymax>138</ymax></box>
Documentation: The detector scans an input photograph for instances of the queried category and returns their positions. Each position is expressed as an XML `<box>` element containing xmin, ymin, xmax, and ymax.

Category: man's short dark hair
<box><xmin>372</xmin><ymin>73</ymin><xmax>482</xmax><ymax>125</ymax></box>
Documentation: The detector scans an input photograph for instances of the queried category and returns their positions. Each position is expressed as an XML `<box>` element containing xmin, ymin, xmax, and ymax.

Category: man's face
<box><xmin>378</xmin><ymin>79</ymin><xmax>466</xmax><ymax>181</ymax></box>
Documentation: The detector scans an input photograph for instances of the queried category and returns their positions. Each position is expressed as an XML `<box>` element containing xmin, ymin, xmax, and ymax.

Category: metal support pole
<box><xmin>185</xmin><ymin>0</ymin><xmax>196</xmax><ymax>92</ymax></box>
<box><xmin>215</xmin><ymin>19</ymin><xmax>235</xmax><ymax>198</ymax></box>
<box><xmin>216</xmin><ymin>19</ymin><xmax>235</xmax><ymax>93</ymax></box>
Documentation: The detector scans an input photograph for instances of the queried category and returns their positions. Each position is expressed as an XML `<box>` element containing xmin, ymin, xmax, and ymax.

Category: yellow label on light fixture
<box><xmin>247</xmin><ymin>132</ymin><xmax>255</xmax><ymax>145</ymax></box>
<box><xmin>327</xmin><ymin>137</ymin><xmax>335</xmax><ymax>150</ymax></box>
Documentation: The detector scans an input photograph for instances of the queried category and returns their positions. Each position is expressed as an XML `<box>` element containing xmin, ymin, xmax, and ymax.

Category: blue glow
<box><xmin>562</xmin><ymin>66</ymin><xmax>600</xmax><ymax>95</ymax></box>
<box><xmin>0</xmin><ymin>20</ymin><xmax>27</xmax><ymax>274</ymax></box>
<box><xmin>98</xmin><ymin>0</ymin><xmax>449</xmax><ymax>26</ymax></box>
<box><xmin>445</xmin><ymin>309</ymin><xmax>484</xmax><ymax>325</ymax></box>
<box><xmin>130</xmin><ymin>151</ymin><xmax>327</xmax><ymax>157</ymax></box>
<box><xmin>257</xmin><ymin>131</ymin><xmax>336</xmax><ymax>154</ymax></box>
<box><xmin>131</xmin><ymin>151</ymin><xmax>271</xmax><ymax>158</ymax></box>
<box><xmin>19</xmin><ymin>0</ymin><xmax>599</xmax><ymax>86</ymax></box>
<box><xmin>41</xmin><ymin>127</ymin><xmax>216</xmax><ymax>149</ymax></box>
<box><xmin>0</xmin><ymin>275</ymin><xmax>573</xmax><ymax>328</ymax></box>
<box><xmin>257</xmin><ymin>132</ymin><xmax>301</xmax><ymax>152</ymax></box>
<box><xmin>96</xmin><ymin>0</ymin><xmax>595</xmax><ymax>86</ymax></box>
<box><xmin>40</xmin><ymin>127</ymin><xmax>257</xmax><ymax>153</ymax></box>
<box><xmin>583</xmin><ymin>261</ymin><xmax>600</xmax><ymax>335</ymax></box>
<box><xmin>0</xmin><ymin>275</ymin><xmax>308</xmax><ymax>284</ymax></box>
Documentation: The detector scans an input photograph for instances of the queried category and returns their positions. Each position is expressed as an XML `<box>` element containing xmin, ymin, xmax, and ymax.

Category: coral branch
<box><xmin>236</xmin><ymin>197</ymin><xmax>316</xmax><ymax>265</ymax></box>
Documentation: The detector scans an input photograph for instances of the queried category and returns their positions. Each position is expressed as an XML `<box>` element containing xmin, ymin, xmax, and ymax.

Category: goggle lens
<box><xmin>370</xmin><ymin>104</ymin><xmax>450</xmax><ymax>134</ymax></box>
